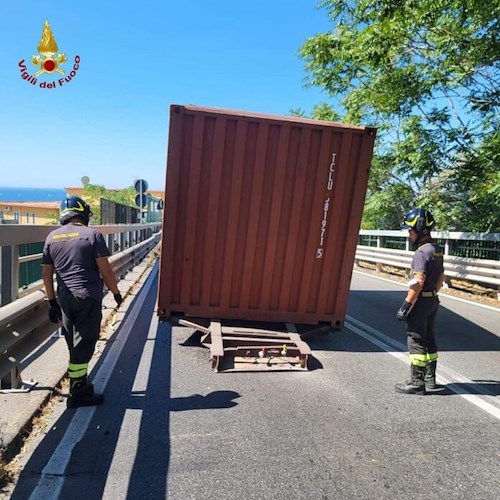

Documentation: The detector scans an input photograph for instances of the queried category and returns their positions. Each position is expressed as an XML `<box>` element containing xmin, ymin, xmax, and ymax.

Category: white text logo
<box><xmin>316</xmin><ymin>152</ymin><xmax>336</xmax><ymax>259</ymax></box>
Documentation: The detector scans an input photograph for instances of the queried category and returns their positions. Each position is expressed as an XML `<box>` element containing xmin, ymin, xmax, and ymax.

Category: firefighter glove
<box><xmin>114</xmin><ymin>293</ymin><xmax>123</xmax><ymax>306</ymax></box>
<box><xmin>48</xmin><ymin>299</ymin><xmax>62</xmax><ymax>323</ymax></box>
<box><xmin>396</xmin><ymin>300</ymin><xmax>413</xmax><ymax>321</ymax></box>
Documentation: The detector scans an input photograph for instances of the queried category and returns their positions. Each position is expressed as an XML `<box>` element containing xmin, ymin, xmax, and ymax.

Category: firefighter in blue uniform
<box><xmin>395</xmin><ymin>208</ymin><xmax>446</xmax><ymax>395</ymax></box>
<box><xmin>42</xmin><ymin>196</ymin><xmax>123</xmax><ymax>408</ymax></box>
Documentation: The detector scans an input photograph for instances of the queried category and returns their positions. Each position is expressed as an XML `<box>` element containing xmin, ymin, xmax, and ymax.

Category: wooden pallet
<box><xmin>178</xmin><ymin>320</ymin><xmax>313</xmax><ymax>372</ymax></box>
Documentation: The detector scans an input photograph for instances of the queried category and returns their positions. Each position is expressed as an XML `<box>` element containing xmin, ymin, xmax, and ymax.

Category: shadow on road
<box><xmin>334</xmin><ymin>290</ymin><xmax>500</xmax><ymax>353</ymax></box>
<box><xmin>169</xmin><ymin>390</ymin><xmax>240</xmax><ymax>411</ymax></box>
<box><xmin>9</xmin><ymin>265</ymin><xmax>240</xmax><ymax>500</ymax></box>
<box><xmin>7</xmin><ymin>278</ymin><xmax>498</xmax><ymax>498</ymax></box>
<box><xmin>429</xmin><ymin>380</ymin><xmax>500</xmax><ymax>396</ymax></box>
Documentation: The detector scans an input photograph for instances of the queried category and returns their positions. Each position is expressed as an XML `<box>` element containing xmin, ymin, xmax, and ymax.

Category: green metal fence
<box><xmin>19</xmin><ymin>242</ymin><xmax>44</xmax><ymax>289</ymax></box>
<box><xmin>358</xmin><ymin>231</ymin><xmax>499</xmax><ymax>260</ymax></box>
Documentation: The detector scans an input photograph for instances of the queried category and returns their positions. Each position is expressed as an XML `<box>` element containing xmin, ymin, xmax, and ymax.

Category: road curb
<box><xmin>0</xmin><ymin>248</ymin><xmax>159</xmax><ymax>465</ymax></box>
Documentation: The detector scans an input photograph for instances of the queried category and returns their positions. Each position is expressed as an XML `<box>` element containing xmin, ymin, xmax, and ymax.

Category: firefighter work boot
<box><xmin>394</xmin><ymin>365</ymin><xmax>426</xmax><ymax>395</ymax></box>
<box><xmin>67</xmin><ymin>377</ymin><xmax>104</xmax><ymax>408</ymax></box>
<box><xmin>424</xmin><ymin>361</ymin><xmax>438</xmax><ymax>391</ymax></box>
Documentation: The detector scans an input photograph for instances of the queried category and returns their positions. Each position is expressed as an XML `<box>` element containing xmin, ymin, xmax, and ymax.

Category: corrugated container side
<box><xmin>159</xmin><ymin>105</ymin><xmax>376</xmax><ymax>327</ymax></box>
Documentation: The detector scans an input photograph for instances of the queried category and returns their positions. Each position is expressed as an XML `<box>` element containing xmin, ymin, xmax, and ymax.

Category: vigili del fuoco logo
<box><xmin>18</xmin><ymin>20</ymin><xmax>80</xmax><ymax>89</ymax></box>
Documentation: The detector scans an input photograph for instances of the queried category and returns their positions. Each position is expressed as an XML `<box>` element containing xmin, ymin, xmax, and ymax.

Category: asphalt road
<box><xmin>3</xmin><ymin>267</ymin><xmax>500</xmax><ymax>500</ymax></box>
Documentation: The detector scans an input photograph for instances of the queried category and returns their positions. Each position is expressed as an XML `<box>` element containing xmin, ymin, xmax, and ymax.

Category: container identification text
<box><xmin>316</xmin><ymin>152</ymin><xmax>336</xmax><ymax>259</ymax></box>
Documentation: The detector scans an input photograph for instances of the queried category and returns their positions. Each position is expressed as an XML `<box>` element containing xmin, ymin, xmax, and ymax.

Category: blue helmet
<box><xmin>60</xmin><ymin>196</ymin><xmax>93</xmax><ymax>225</ymax></box>
<box><xmin>401</xmin><ymin>208</ymin><xmax>435</xmax><ymax>237</ymax></box>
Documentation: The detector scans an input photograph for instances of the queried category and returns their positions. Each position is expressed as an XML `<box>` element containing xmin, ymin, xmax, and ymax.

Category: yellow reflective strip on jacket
<box><xmin>409</xmin><ymin>354</ymin><xmax>427</xmax><ymax>367</ymax></box>
<box><xmin>426</xmin><ymin>352</ymin><xmax>438</xmax><ymax>362</ymax></box>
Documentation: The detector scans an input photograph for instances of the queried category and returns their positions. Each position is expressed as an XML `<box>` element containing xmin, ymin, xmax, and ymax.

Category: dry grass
<box><xmin>0</xmin><ymin>424</ymin><xmax>18</xmax><ymax>492</ymax></box>
<box><xmin>0</xmin><ymin>382</ymin><xmax>67</xmax><ymax>494</ymax></box>
<box><xmin>0</xmin><ymin>460</ymin><xmax>16</xmax><ymax>492</ymax></box>
<box><xmin>0</xmin><ymin>248</ymin><xmax>161</xmax><ymax>494</ymax></box>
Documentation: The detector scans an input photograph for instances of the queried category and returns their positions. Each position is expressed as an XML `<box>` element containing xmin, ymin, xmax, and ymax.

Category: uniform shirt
<box><xmin>411</xmin><ymin>240</ymin><xmax>444</xmax><ymax>292</ymax></box>
<box><xmin>42</xmin><ymin>223</ymin><xmax>111</xmax><ymax>300</ymax></box>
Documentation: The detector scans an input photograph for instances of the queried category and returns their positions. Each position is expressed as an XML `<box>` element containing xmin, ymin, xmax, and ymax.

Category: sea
<box><xmin>0</xmin><ymin>186</ymin><xmax>67</xmax><ymax>202</ymax></box>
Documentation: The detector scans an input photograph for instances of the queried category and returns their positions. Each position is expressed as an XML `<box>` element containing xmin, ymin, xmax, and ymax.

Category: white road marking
<box><xmin>346</xmin><ymin>315</ymin><xmax>500</xmax><ymax>421</ymax></box>
<box><xmin>29</xmin><ymin>267</ymin><xmax>156</xmax><ymax>500</ymax></box>
<box><xmin>101</xmin><ymin>409</ymin><xmax>143</xmax><ymax>500</ymax></box>
<box><xmin>353</xmin><ymin>270</ymin><xmax>500</xmax><ymax>312</ymax></box>
<box><xmin>101</xmin><ymin>313</ymin><xmax>160</xmax><ymax>499</ymax></box>
<box><xmin>26</xmin><ymin>264</ymin><xmax>497</xmax><ymax>499</ymax></box>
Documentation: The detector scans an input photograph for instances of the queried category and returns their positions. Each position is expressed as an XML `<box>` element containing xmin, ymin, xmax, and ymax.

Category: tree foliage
<box><xmin>299</xmin><ymin>0</ymin><xmax>499</xmax><ymax>231</ymax></box>
<box><xmin>81</xmin><ymin>184</ymin><xmax>137</xmax><ymax>224</ymax></box>
<box><xmin>45</xmin><ymin>211</ymin><xmax>60</xmax><ymax>225</ymax></box>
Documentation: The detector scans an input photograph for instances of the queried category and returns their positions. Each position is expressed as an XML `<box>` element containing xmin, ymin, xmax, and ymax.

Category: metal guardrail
<box><xmin>0</xmin><ymin>223</ymin><xmax>161</xmax><ymax>306</ymax></box>
<box><xmin>1</xmin><ymin>225</ymin><xmax>498</xmax><ymax>391</ymax></box>
<box><xmin>355</xmin><ymin>246</ymin><xmax>500</xmax><ymax>298</ymax></box>
<box><xmin>0</xmin><ymin>225</ymin><xmax>161</xmax><ymax>392</ymax></box>
<box><xmin>359</xmin><ymin>230</ymin><xmax>500</xmax><ymax>260</ymax></box>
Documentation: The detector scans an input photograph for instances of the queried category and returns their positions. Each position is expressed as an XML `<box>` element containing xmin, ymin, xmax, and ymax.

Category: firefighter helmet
<box><xmin>59</xmin><ymin>196</ymin><xmax>93</xmax><ymax>225</ymax></box>
<box><xmin>401</xmin><ymin>208</ymin><xmax>435</xmax><ymax>237</ymax></box>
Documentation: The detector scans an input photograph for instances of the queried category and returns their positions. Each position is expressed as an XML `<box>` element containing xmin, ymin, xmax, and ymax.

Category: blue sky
<box><xmin>1</xmin><ymin>1</ymin><xmax>332</xmax><ymax>191</ymax></box>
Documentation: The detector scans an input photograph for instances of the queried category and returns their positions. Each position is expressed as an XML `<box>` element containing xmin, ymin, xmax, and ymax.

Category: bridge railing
<box><xmin>358</xmin><ymin>230</ymin><xmax>500</xmax><ymax>260</ymax></box>
<box><xmin>1</xmin><ymin>226</ymin><xmax>498</xmax><ymax>391</ymax></box>
<box><xmin>0</xmin><ymin>223</ymin><xmax>161</xmax><ymax>391</ymax></box>
<box><xmin>0</xmin><ymin>223</ymin><xmax>161</xmax><ymax>306</ymax></box>
<box><xmin>356</xmin><ymin>230</ymin><xmax>500</xmax><ymax>298</ymax></box>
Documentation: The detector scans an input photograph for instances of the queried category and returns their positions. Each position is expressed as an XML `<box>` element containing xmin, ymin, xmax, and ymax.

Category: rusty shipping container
<box><xmin>158</xmin><ymin>105</ymin><xmax>376</xmax><ymax>327</ymax></box>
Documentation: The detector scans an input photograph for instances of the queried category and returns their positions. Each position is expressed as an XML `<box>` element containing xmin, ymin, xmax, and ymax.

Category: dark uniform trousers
<box><xmin>59</xmin><ymin>288</ymin><xmax>102</xmax><ymax>381</ymax></box>
<box><xmin>406</xmin><ymin>295</ymin><xmax>439</xmax><ymax>367</ymax></box>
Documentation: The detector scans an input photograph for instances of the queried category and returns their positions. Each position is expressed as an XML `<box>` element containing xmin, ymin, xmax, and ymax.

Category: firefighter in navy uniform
<box><xmin>42</xmin><ymin>196</ymin><xmax>123</xmax><ymax>408</ymax></box>
<box><xmin>395</xmin><ymin>208</ymin><xmax>446</xmax><ymax>395</ymax></box>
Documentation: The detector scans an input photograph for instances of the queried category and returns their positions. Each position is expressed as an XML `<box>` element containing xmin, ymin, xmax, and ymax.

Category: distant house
<box><xmin>0</xmin><ymin>201</ymin><xmax>60</xmax><ymax>225</ymax></box>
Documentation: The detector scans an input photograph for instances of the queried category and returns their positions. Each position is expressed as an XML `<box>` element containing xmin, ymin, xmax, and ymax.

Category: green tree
<box><xmin>45</xmin><ymin>211</ymin><xmax>60</xmax><ymax>225</ymax></box>
<box><xmin>81</xmin><ymin>184</ymin><xmax>137</xmax><ymax>224</ymax></box>
<box><xmin>299</xmin><ymin>0</ymin><xmax>499</xmax><ymax>231</ymax></box>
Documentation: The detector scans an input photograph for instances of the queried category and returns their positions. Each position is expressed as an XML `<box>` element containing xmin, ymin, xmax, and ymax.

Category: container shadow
<box><xmin>332</xmin><ymin>290</ymin><xmax>500</xmax><ymax>353</ymax></box>
<box><xmin>8</xmin><ymin>264</ymin><xmax>241</xmax><ymax>500</ymax></box>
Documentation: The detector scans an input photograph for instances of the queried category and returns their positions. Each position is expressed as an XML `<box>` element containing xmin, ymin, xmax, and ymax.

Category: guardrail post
<box><xmin>444</xmin><ymin>238</ymin><xmax>450</xmax><ymax>256</ymax></box>
<box><xmin>0</xmin><ymin>244</ymin><xmax>20</xmax><ymax>306</ymax></box>
<box><xmin>120</xmin><ymin>232</ymin><xmax>126</xmax><ymax>252</ymax></box>
<box><xmin>0</xmin><ymin>366</ymin><xmax>37</xmax><ymax>393</ymax></box>
<box><xmin>106</xmin><ymin>234</ymin><xmax>114</xmax><ymax>255</ymax></box>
